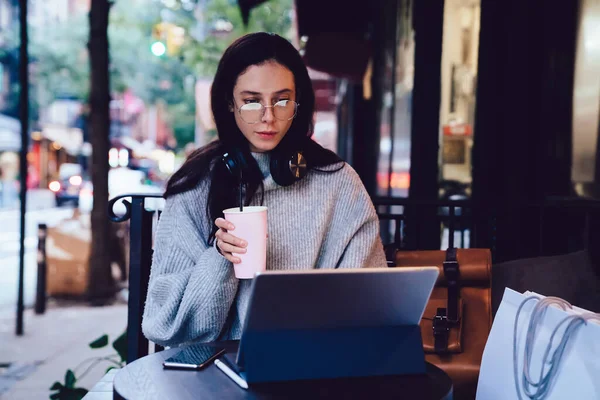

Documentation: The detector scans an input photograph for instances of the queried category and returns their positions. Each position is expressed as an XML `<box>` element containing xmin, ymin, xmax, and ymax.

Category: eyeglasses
<box><xmin>236</xmin><ymin>100</ymin><xmax>299</xmax><ymax>124</ymax></box>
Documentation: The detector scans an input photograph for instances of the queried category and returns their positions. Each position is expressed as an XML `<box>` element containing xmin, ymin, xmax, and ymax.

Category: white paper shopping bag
<box><xmin>476</xmin><ymin>288</ymin><xmax>600</xmax><ymax>399</ymax></box>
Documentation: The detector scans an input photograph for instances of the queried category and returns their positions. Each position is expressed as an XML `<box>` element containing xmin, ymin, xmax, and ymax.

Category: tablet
<box><xmin>236</xmin><ymin>267</ymin><xmax>439</xmax><ymax>369</ymax></box>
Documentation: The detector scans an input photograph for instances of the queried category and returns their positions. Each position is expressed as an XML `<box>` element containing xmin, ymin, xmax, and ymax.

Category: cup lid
<box><xmin>223</xmin><ymin>206</ymin><xmax>268</xmax><ymax>214</ymax></box>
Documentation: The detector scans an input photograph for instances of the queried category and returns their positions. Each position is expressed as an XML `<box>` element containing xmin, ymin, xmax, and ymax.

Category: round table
<box><xmin>114</xmin><ymin>341</ymin><xmax>453</xmax><ymax>400</ymax></box>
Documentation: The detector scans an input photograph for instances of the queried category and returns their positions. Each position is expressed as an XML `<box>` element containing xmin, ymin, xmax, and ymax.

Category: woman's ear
<box><xmin>228</xmin><ymin>103</ymin><xmax>234</xmax><ymax>112</ymax></box>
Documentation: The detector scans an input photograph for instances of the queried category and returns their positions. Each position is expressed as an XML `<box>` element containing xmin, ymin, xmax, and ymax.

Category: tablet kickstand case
<box><xmin>239</xmin><ymin>325</ymin><xmax>426</xmax><ymax>383</ymax></box>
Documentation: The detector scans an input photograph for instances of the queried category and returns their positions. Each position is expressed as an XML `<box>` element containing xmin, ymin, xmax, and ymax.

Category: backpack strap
<box><xmin>432</xmin><ymin>247</ymin><xmax>461</xmax><ymax>352</ymax></box>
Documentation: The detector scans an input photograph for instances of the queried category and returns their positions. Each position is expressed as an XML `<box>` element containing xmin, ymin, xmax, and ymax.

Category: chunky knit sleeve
<box><xmin>313</xmin><ymin>164</ymin><xmax>388</xmax><ymax>270</ymax></box>
<box><xmin>334</xmin><ymin>166</ymin><xmax>388</xmax><ymax>269</ymax></box>
<box><xmin>141</xmin><ymin>183</ymin><xmax>238</xmax><ymax>347</ymax></box>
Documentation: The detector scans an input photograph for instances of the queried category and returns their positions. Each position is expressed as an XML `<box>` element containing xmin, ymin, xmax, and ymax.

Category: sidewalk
<box><xmin>0</xmin><ymin>302</ymin><xmax>127</xmax><ymax>399</ymax></box>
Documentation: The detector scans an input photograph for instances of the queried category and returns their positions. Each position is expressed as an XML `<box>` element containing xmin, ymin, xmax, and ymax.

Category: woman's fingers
<box><xmin>216</xmin><ymin>233</ymin><xmax>241</xmax><ymax>263</ymax></box>
<box><xmin>216</xmin><ymin>229</ymin><xmax>247</xmax><ymax>249</ymax></box>
<box><xmin>218</xmin><ymin>240</ymin><xmax>247</xmax><ymax>256</ymax></box>
<box><xmin>215</xmin><ymin>219</ymin><xmax>247</xmax><ymax>264</ymax></box>
<box><xmin>215</xmin><ymin>217</ymin><xmax>234</xmax><ymax>231</ymax></box>
<box><xmin>221</xmin><ymin>249</ymin><xmax>241</xmax><ymax>264</ymax></box>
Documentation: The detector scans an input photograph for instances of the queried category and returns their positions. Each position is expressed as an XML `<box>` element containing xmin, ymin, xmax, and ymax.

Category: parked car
<box><xmin>78</xmin><ymin>167</ymin><xmax>164</xmax><ymax>215</ymax></box>
<box><xmin>49</xmin><ymin>163</ymin><xmax>86</xmax><ymax>207</ymax></box>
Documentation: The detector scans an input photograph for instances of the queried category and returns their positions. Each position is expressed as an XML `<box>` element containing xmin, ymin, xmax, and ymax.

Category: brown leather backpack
<box><xmin>391</xmin><ymin>248</ymin><xmax>492</xmax><ymax>400</ymax></box>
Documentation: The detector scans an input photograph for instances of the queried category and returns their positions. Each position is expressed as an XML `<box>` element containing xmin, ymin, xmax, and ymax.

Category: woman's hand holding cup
<box><xmin>215</xmin><ymin>217</ymin><xmax>247</xmax><ymax>264</ymax></box>
<box><xmin>221</xmin><ymin>206</ymin><xmax>268</xmax><ymax>279</ymax></box>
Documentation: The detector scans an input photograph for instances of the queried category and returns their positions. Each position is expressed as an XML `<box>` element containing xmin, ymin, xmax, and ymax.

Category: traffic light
<box><xmin>167</xmin><ymin>26</ymin><xmax>185</xmax><ymax>56</ymax></box>
<box><xmin>151</xmin><ymin>41</ymin><xmax>167</xmax><ymax>57</ymax></box>
<box><xmin>151</xmin><ymin>22</ymin><xmax>185</xmax><ymax>57</ymax></box>
<box><xmin>151</xmin><ymin>23</ymin><xmax>167</xmax><ymax>57</ymax></box>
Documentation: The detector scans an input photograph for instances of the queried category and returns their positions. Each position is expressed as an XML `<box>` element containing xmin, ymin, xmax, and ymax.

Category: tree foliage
<box><xmin>180</xmin><ymin>0</ymin><xmax>293</xmax><ymax>78</ymax></box>
<box><xmin>28</xmin><ymin>0</ymin><xmax>293</xmax><ymax>148</ymax></box>
<box><xmin>30</xmin><ymin>14</ymin><xmax>90</xmax><ymax>106</ymax></box>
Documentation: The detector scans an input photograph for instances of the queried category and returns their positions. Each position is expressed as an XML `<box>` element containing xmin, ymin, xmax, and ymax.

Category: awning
<box><xmin>294</xmin><ymin>0</ymin><xmax>371</xmax><ymax>38</ymax></box>
<box><xmin>294</xmin><ymin>0</ymin><xmax>372</xmax><ymax>82</ymax></box>
<box><xmin>235</xmin><ymin>0</ymin><xmax>372</xmax><ymax>82</ymax></box>
<box><xmin>303</xmin><ymin>33</ymin><xmax>371</xmax><ymax>83</ymax></box>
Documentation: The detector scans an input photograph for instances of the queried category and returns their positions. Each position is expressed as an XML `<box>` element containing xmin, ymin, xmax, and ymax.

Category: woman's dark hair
<box><xmin>164</xmin><ymin>32</ymin><xmax>343</xmax><ymax>242</ymax></box>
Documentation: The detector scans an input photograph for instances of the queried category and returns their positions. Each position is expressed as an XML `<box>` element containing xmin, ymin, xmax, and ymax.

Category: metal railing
<box><xmin>108</xmin><ymin>193</ymin><xmax>164</xmax><ymax>363</ymax></box>
<box><xmin>372</xmin><ymin>196</ymin><xmax>475</xmax><ymax>251</ymax></box>
<box><xmin>104</xmin><ymin>193</ymin><xmax>600</xmax><ymax>363</ymax></box>
<box><xmin>105</xmin><ymin>193</ymin><xmax>478</xmax><ymax>361</ymax></box>
<box><xmin>373</xmin><ymin>195</ymin><xmax>600</xmax><ymax>269</ymax></box>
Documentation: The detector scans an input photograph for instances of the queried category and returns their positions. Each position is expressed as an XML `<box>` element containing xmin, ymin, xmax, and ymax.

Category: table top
<box><xmin>113</xmin><ymin>341</ymin><xmax>453</xmax><ymax>400</ymax></box>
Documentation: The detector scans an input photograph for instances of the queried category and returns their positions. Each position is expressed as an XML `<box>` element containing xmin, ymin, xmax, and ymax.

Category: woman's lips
<box><xmin>256</xmin><ymin>131</ymin><xmax>277</xmax><ymax>139</ymax></box>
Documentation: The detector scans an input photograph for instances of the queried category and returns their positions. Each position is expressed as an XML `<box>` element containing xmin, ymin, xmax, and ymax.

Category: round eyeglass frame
<box><xmin>236</xmin><ymin>100</ymin><xmax>300</xmax><ymax>124</ymax></box>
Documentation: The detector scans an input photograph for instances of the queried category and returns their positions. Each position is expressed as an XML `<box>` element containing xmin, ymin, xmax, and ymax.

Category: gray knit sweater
<box><xmin>142</xmin><ymin>152</ymin><xmax>387</xmax><ymax>347</ymax></box>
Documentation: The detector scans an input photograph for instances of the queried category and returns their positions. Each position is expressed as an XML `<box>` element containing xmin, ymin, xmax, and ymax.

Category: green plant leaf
<box><xmin>50</xmin><ymin>381</ymin><xmax>63</xmax><ymax>390</ymax></box>
<box><xmin>89</xmin><ymin>334</ymin><xmax>109</xmax><ymax>349</ymax></box>
<box><xmin>65</xmin><ymin>369</ymin><xmax>76</xmax><ymax>389</ymax></box>
<box><xmin>112</xmin><ymin>330</ymin><xmax>127</xmax><ymax>363</ymax></box>
<box><xmin>50</xmin><ymin>385</ymin><xmax>89</xmax><ymax>400</ymax></box>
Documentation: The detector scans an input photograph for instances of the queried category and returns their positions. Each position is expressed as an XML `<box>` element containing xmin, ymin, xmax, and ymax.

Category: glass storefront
<box><xmin>572</xmin><ymin>0</ymin><xmax>600</xmax><ymax>198</ymax></box>
<box><xmin>377</xmin><ymin>0</ymin><xmax>414</xmax><ymax>199</ymax></box>
<box><xmin>377</xmin><ymin>0</ymin><xmax>481</xmax><ymax>200</ymax></box>
<box><xmin>439</xmin><ymin>0</ymin><xmax>480</xmax><ymax>195</ymax></box>
<box><xmin>375</xmin><ymin>0</ymin><xmax>481</xmax><ymax>248</ymax></box>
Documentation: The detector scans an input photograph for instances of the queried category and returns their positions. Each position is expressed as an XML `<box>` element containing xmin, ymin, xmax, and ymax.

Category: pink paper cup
<box><xmin>223</xmin><ymin>206</ymin><xmax>268</xmax><ymax>279</ymax></box>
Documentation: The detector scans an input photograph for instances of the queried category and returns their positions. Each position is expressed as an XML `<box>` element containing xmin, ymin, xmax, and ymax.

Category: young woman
<box><xmin>142</xmin><ymin>32</ymin><xmax>387</xmax><ymax>347</ymax></box>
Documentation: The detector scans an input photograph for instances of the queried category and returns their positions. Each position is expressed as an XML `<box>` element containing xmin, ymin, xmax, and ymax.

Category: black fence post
<box><xmin>16</xmin><ymin>0</ymin><xmax>30</xmax><ymax>337</ymax></box>
<box><xmin>127</xmin><ymin>197</ymin><xmax>153</xmax><ymax>364</ymax></box>
<box><xmin>34</xmin><ymin>224</ymin><xmax>48</xmax><ymax>314</ymax></box>
<box><xmin>109</xmin><ymin>193</ymin><xmax>164</xmax><ymax>363</ymax></box>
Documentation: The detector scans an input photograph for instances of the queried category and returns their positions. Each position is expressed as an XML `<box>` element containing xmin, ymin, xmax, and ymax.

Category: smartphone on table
<box><xmin>162</xmin><ymin>343</ymin><xmax>226</xmax><ymax>370</ymax></box>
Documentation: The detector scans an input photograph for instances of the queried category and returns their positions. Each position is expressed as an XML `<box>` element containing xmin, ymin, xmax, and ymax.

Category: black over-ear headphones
<box><xmin>222</xmin><ymin>147</ymin><xmax>308</xmax><ymax>187</ymax></box>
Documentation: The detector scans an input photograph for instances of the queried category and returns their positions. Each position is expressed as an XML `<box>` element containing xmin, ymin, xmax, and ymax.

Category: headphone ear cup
<box><xmin>270</xmin><ymin>151</ymin><xmax>307</xmax><ymax>186</ymax></box>
<box><xmin>222</xmin><ymin>148</ymin><xmax>248</xmax><ymax>178</ymax></box>
<box><xmin>222</xmin><ymin>152</ymin><xmax>239</xmax><ymax>177</ymax></box>
<box><xmin>270</xmin><ymin>155</ymin><xmax>293</xmax><ymax>186</ymax></box>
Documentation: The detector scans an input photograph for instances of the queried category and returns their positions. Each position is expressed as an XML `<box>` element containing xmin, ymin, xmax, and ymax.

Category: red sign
<box><xmin>443</xmin><ymin>124</ymin><xmax>472</xmax><ymax>136</ymax></box>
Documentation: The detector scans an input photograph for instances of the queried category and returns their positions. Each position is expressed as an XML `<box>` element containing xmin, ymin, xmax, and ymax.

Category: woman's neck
<box><xmin>251</xmin><ymin>151</ymin><xmax>271</xmax><ymax>178</ymax></box>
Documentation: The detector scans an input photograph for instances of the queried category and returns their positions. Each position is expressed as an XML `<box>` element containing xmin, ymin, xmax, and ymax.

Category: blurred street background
<box><xmin>0</xmin><ymin>192</ymin><xmax>70</xmax><ymax>309</ymax></box>
<box><xmin>0</xmin><ymin>0</ymin><xmax>307</xmax><ymax>398</ymax></box>
<box><xmin>1</xmin><ymin>0</ymin><xmax>599</xmax><ymax>398</ymax></box>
